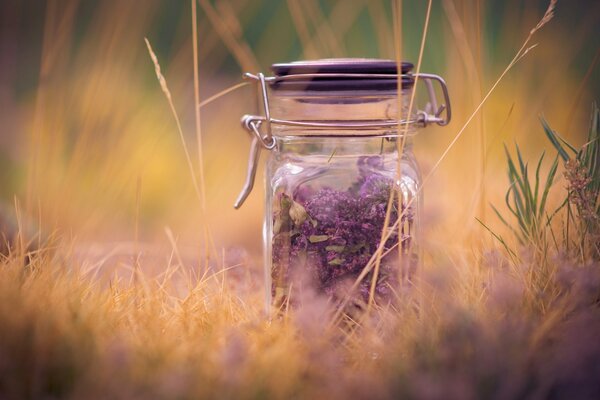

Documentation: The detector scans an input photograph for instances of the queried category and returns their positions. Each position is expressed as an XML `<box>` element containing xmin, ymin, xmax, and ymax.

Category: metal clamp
<box><xmin>234</xmin><ymin>71</ymin><xmax>451</xmax><ymax>208</ymax></box>
<box><xmin>417</xmin><ymin>73</ymin><xmax>451</xmax><ymax>126</ymax></box>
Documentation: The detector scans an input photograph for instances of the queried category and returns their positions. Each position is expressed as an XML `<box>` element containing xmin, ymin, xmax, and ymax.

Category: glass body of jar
<box><xmin>264</xmin><ymin>131</ymin><xmax>421</xmax><ymax>312</ymax></box>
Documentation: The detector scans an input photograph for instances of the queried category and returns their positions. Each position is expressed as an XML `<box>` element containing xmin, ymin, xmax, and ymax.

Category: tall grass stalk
<box><xmin>286</xmin><ymin>0</ymin><xmax>319</xmax><ymax>59</ymax></box>
<box><xmin>198</xmin><ymin>82</ymin><xmax>250</xmax><ymax>109</ymax></box>
<box><xmin>392</xmin><ymin>0</ymin><xmax>404</xmax><ymax>290</ymax></box>
<box><xmin>441</xmin><ymin>0</ymin><xmax>487</xmax><ymax>233</ymax></box>
<box><xmin>197</xmin><ymin>0</ymin><xmax>260</xmax><ymax>71</ymax></box>
<box><xmin>300</xmin><ymin>0</ymin><xmax>343</xmax><ymax>57</ymax></box>
<box><xmin>565</xmin><ymin>48</ymin><xmax>600</xmax><ymax>134</ymax></box>
<box><xmin>369</xmin><ymin>0</ymin><xmax>432</xmax><ymax>308</ymax></box>
<box><xmin>191</xmin><ymin>0</ymin><xmax>210</xmax><ymax>270</ymax></box>
<box><xmin>144</xmin><ymin>39</ymin><xmax>206</xmax><ymax>233</ymax></box>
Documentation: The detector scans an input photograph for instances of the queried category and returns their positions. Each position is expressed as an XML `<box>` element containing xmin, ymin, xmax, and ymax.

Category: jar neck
<box><xmin>274</xmin><ymin>135</ymin><xmax>412</xmax><ymax>157</ymax></box>
<box><xmin>267</xmin><ymin>89</ymin><xmax>419</xmax><ymax>138</ymax></box>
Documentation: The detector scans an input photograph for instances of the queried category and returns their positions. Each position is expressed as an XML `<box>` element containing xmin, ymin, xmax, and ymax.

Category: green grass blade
<box><xmin>475</xmin><ymin>217</ymin><xmax>518</xmax><ymax>260</ymax></box>
<box><xmin>541</xmin><ymin>116</ymin><xmax>573</xmax><ymax>161</ymax></box>
<box><xmin>491</xmin><ymin>204</ymin><xmax>523</xmax><ymax>240</ymax></box>
<box><xmin>504</xmin><ymin>145</ymin><xmax>529</xmax><ymax>228</ymax></box>
<box><xmin>539</xmin><ymin>155</ymin><xmax>559</xmax><ymax>220</ymax></box>
<box><xmin>515</xmin><ymin>144</ymin><xmax>535</xmax><ymax>224</ymax></box>
<box><xmin>545</xmin><ymin>196</ymin><xmax>569</xmax><ymax>227</ymax></box>
<box><xmin>505</xmin><ymin>185</ymin><xmax>527</xmax><ymax>240</ymax></box>
<box><xmin>533</xmin><ymin>151</ymin><xmax>546</xmax><ymax>212</ymax></box>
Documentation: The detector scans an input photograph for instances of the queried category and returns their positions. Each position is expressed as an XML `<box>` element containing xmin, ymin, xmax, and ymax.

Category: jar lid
<box><xmin>270</xmin><ymin>58</ymin><xmax>415</xmax><ymax>92</ymax></box>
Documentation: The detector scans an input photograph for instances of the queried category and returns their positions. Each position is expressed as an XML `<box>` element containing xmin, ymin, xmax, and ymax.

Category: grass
<box><xmin>491</xmin><ymin>144</ymin><xmax>558</xmax><ymax>246</ymax></box>
<box><xmin>1</xmin><ymin>0</ymin><xmax>600</xmax><ymax>398</ymax></box>
<box><xmin>1</xmin><ymin>180</ymin><xmax>599</xmax><ymax>398</ymax></box>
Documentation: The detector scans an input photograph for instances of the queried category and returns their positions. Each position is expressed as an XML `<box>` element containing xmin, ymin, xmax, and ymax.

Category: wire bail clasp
<box><xmin>234</xmin><ymin>73</ymin><xmax>275</xmax><ymax>209</ymax></box>
<box><xmin>416</xmin><ymin>73</ymin><xmax>452</xmax><ymax>126</ymax></box>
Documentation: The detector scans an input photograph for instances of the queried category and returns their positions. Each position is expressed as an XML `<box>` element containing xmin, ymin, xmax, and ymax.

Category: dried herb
<box><xmin>271</xmin><ymin>156</ymin><xmax>414</xmax><ymax>306</ymax></box>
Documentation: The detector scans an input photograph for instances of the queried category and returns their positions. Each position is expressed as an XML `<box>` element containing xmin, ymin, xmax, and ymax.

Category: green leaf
<box><xmin>349</xmin><ymin>242</ymin><xmax>367</xmax><ymax>253</ymax></box>
<box><xmin>325</xmin><ymin>245</ymin><xmax>346</xmax><ymax>252</ymax></box>
<box><xmin>541</xmin><ymin>116</ymin><xmax>573</xmax><ymax>161</ymax></box>
<box><xmin>328</xmin><ymin>258</ymin><xmax>344</xmax><ymax>266</ymax></box>
<box><xmin>309</xmin><ymin>235</ymin><xmax>329</xmax><ymax>243</ymax></box>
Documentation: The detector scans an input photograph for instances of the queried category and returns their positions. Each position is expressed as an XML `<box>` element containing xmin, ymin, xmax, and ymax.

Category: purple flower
<box><xmin>359</xmin><ymin>174</ymin><xmax>391</xmax><ymax>201</ymax></box>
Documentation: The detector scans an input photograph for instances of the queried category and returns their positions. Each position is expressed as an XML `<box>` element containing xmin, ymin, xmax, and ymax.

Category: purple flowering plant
<box><xmin>271</xmin><ymin>156</ymin><xmax>414</xmax><ymax>308</ymax></box>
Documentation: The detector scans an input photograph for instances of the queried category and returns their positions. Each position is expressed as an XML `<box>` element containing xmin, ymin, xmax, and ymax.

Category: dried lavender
<box><xmin>272</xmin><ymin>156</ymin><xmax>414</xmax><ymax>308</ymax></box>
<box><xmin>565</xmin><ymin>159</ymin><xmax>598</xmax><ymax>224</ymax></box>
<box><xmin>564</xmin><ymin>159</ymin><xmax>600</xmax><ymax>257</ymax></box>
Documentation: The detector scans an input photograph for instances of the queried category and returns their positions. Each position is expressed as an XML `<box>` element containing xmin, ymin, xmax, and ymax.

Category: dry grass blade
<box><xmin>392</xmin><ymin>0</ymin><xmax>403</xmax><ymax>286</ymax></box>
<box><xmin>533</xmin><ymin>0</ymin><xmax>557</xmax><ymax>33</ymax></box>
<box><xmin>309</xmin><ymin>0</ymin><xmax>366</xmax><ymax>57</ymax></box>
<box><xmin>198</xmin><ymin>81</ymin><xmax>250</xmax><ymax>109</ymax></box>
<box><xmin>192</xmin><ymin>0</ymin><xmax>206</xmax><ymax>212</ymax></box>
<box><xmin>371</xmin><ymin>0</ymin><xmax>430</xmax><ymax>308</ymax></box>
<box><xmin>145</xmin><ymin>39</ymin><xmax>171</xmax><ymax>101</ymax></box>
<box><xmin>442</xmin><ymin>0</ymin><xmax>487</xmax><ymax>229</ymax></box>
<box><xmin>565</xmin><ymin>47</ymin><xmax>600</xmax><ymax>134</ymax></box>
<box><xmin>191</xmin><ymin>0</ymin><xmax>214</xmax><ymax>269</ymax></box>
<box><xmin>398</xmin><ymin>0</ymin><xmax>433</xmax><ymax>284</ymax></box>
<box><xmin>286</xmin><ymin>0</ymin><xmax>320</xmax><ymax>59</ymax></box>
<box><xmin>144</xmin><ymin>38</ymin><xmax>204</xmax><ymax>219</ymax></box>
<box><xmin>368</xmin><ymin>0</ymin><xmax>394</xmax><ymax>57</ymax></box>
<box><xmin>301</xmin><ymin>0</ymin><xmax>343</xmax><ymax>57</ymax></box>
<box><xmin>368</xmin><ymin>188</ymin><xmax>395</xmax><ymax>309</ymax></box>
<box><xmin>400</xmin><ymin>0</ymin><xmax>433</xmax><ymax>139</ymax></box>
<box><xmin>197</xmin><ymin>0</ymin><xmax>260</xmax><ymax>72</ymax></box>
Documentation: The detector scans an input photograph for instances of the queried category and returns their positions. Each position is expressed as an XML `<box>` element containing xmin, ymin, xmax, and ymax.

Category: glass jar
<box><xmin>235</xmin><ymin>59</ymin><xmax>451</xmax><ymax>313</ymax></box>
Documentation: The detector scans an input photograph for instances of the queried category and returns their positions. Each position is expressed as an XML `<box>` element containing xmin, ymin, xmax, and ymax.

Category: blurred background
<box><xmin>0</xmin><ymin>0</ymin><xmax>598</xmax><ymax>263</ymax></box>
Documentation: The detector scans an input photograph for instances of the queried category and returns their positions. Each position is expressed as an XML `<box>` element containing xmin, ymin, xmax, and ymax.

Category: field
<box><xmin>0</xmin><ymin>0</ymin><xmax>599</xmax><ymax>398</ymax></box>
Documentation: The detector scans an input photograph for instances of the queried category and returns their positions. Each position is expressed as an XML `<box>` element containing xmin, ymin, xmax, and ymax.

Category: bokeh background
<box><xmin>0</xmin><ymin>0</ymin><xmax>598</xmax><ymax>264</ymax></box>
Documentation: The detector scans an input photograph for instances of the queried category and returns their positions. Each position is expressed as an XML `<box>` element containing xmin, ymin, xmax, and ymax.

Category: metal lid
<box><xmin>270</xmin><ymin>58</ymin><xmax>415</xmax><ymax>92</ymax></box>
